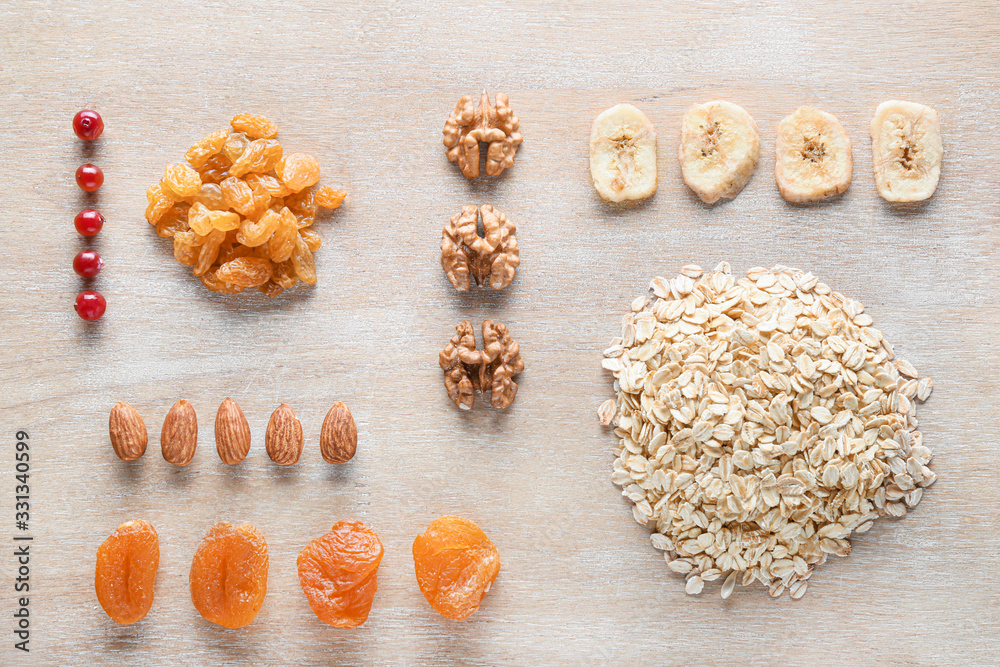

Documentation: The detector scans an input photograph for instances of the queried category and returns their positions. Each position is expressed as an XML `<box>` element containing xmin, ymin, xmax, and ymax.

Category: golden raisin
<box><xmin>272</xmin><ymin>260</ymin><xmax>298</xmax><ymax>289</ymax></box>
<box><xmin>297</xmin><ymin>521</ymin><xmax>384</xmax><ymax>628</ymax></box>
<box><xmin>216</xmin><ymin>257</ymin><xmax>273</xmax><ymax>287</ymax></box>
<box><xmin>200</xmin><ymin>270</ymin><xmax>244</xmax><ymax>294</ymax></box>
<box><xmin>257</xmin><ymin>280</ymin><xmax>284</xmax><ymax>297</ymax></box>
<box><xmin>197</xmin><ymin>154</ymin><xmax>232</xmax><ymax>184</ymax></box>
<box><xmin>189</xmin><ymin>522</ymin><xmax>268</xmax><ymax>629</ymax></box>
<box><xmin>275</xmin><ymin>153</ymin><xmax>321</xmax><ymax>193</ymax></box>
<box><xmin>268</xmin><ymin>208</ymin><xmax>298</xmax><ymax>263</ymax></box>
<box><xmin>229</xmin><ymin>139</ymin><xmax>282</xmax><ymax>178</ymax></box>
<box><xmin>194</xmin><ymin>229</ymin><xmax>226</xmax><ymax>276</ymax></box>
<box><xmin>299</xmin><ymin>228</ymin><xmax>322</xmax><ymax>252</ymax></box>
<box><xmin>231</xmin><ymin>113</ymin><xmax>279</xmax><ymax>140</ymax></box>
<box><xmin>285</xmin><ymin>188</ymin><xmax>317</xmax><ymax>222</ymax></box>
<box><xmin>145</xmin><ymin>184</ymin><xmax>174</xmax><ymax>225</ymax></box>
<box><xmin>186</xmin><ymin>129</ymin><xmax>229</xmax><ymax>169</ymax></box>
<box><xmin>237</xmin><ymin>209</ymin><xmax>281</xmax><ymax>247</ymax></box>
<box><xmin>162</xmin><ymin>163</ymin><xmax>203</xmax><ymax>199</ymax></box>
<box><xmin>173</xmin><ymin>231</ymin><xmax>199</xmax><ymax>266</ymax></box>
<box><xmin>412</xmin><ymin>516</ymin><xmax>500</xmax><ymax>621</ymax></box>
<box><xmin>222</xmin><ymin>132</ymin><xmax>250</xmax><ymax>163</ymax></box>
<box><xmin>220</xmin><ymin>177</ymin><xmax>257</xmax><ymax>217</ymax></box>
<box><xmin>156</xmin><ymin>204</ymin><xmax>190</xmax><ymax>238</ymax></box>
<box><xmin>95</xmin><ymin>520</ymin><xmax>159</xmax><ymax>625</ymax></box>
<box><xmin>291</xmin><ymin>235</ymin><xmax>317</xmax><ymax>285</ymax></box>
<box><xmin>246</xmin><ymin>172</ymin><xmax>292</xmax><ymax>198</ymax></box>
<box><xmin>315</xmin><ymin>186</ymin><xmax>346</xmax><ymax>209</ymax></box>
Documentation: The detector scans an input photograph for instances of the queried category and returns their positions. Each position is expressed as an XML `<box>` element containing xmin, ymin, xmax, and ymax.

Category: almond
<box><xmin>320</xmin><ymin>401</ymin><xmax>357</xmax><ymax>463</ymax></box>
<box><xmin>215</xmin><ymin>397</ymin><xmax>251</xmax><ymax>464</ymax></box>
<box><xmin>161</xmin><ymin>399</ymin><xmax>197</xmax><ymax>466</ymax></box>
<box><xmin>266</xmin><ymin>403</ymin><xmax>303</xmax><ymax>465</ymax></box>
<box><xmin>109</xmin><ymin>402</ymin><xmax>147</xmax><ymax>461</ymax></box>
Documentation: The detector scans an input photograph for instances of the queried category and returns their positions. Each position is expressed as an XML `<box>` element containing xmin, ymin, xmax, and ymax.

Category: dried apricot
<box><xmin>190</xmin><ymin>522</ymin><xmax>268</xmax><ymax>629</ymax></box>
<box><xmin>231</xmin><ymin>113</ymin><xmax>279</xmax><ymax>140</ymax></box>
<box><xmin>297</xmin><ymin>521</ymin><xmax>384</xmax><ymax>628</ymax></box>
<box><xmin>315</xmin><ymin>186</ymin><xmax>346</xmax><ymax>209</ymax></box>
<box><xmin>412</xmin><ymin>516</ymin><xmax>500</xmax><ymax>621</ymax></box>
<box><xmin>95</xmin><ymin>520</ymin><xmax>159</xmax><ymax>625</ymax></box>
<box><xmin>275</xmin><ymin>153</ymin><xmax>321</xmax><ymax>193</ymax></box>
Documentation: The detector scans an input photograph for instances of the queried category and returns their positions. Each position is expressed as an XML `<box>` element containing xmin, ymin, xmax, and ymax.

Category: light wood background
<box><xmin>1</xmin><ymin>1</ymin><xmax>998</xmax><ymax>665</ymax></box>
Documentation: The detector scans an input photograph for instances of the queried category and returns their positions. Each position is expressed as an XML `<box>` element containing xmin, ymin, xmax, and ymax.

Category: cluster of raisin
<box><xmin>144</xmin><ymin>114</ymin><xmax>346</xmax><ymax>296</ymax></box>
<box><xmin>72</xmin><ymin>110</ymin><xmax>107</xmax><ymax>320</ymax></box>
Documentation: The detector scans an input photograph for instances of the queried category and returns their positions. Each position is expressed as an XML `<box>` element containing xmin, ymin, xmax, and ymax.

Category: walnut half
<box><xmin>439</xmin><ymin>320</ymin><xmax>523</xmax><ymax>410</ymax></box>
<box><xmin>443</xmin><ymin>90</ymin><xmax>523</xmax><ymax>179</ymax></box>
<box><xmin>441</xmin><ymin>204</ymin><xmax>519</xmax><ymax>292</ymax></box>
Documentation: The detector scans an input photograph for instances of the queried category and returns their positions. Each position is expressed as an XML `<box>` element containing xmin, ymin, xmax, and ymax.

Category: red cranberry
<box><xmin>73</xmin><ymin>250</ymin><xmax>104</xmax><ymax>277</ymax></box>
<box><xmin>75</xmin><ymin>208</ymin><xmax>104</xmax><ymax>236</ymax></box>
<box><xmin>76</xmin><ymin>164</ymin><xmax>104</xmax><ymax>192</ymax></box>
<box><xmin>75</xmin><ymin>290</ymin><xmax>106</xmax><ymax>321</ymax></box>
<box><xmin>73</xmin><ymin>110</ymin><xmax>104</xmax><ymax>141</ymax></box>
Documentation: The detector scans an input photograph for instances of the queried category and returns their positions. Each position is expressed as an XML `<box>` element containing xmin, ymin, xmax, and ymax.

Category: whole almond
<box><xmin>320</xmin><ymin>401</ymin><xmax>357</xmax><ymax>463</ymax></box>
<box><xmin>266</xmin><ymin>403</ymin><xmax>303</xmax><ymax>465</ymax></box>
<box><xmin>161</xmin><ymin>399</ymin><xmax>197</xmax><ymax>466</ymax></box>
<box><xmin>109</xmin><ymin>402</ymin><xmax>147</xmax><ymax>461</ymax></box>
<box><xmin>215</xmin><ymin>397</ymin><xmax>251</xmax><ymax>464</ymax></box>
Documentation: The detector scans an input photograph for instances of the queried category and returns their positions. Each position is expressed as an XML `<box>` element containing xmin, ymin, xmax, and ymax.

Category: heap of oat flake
<box><xmin>598</xmin><ymin>263</ymin><xmax>935</xmax><ymax>599</ymax></box>
<box><xmin>144</xmin><ymin>113</ymin><xmax>346</xmax><ymax>296</ymax></box>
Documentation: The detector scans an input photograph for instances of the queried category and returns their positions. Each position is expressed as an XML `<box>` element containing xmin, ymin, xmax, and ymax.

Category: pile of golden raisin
<box><xmin>144</xmin><ymin>113</ymin><xmax>346</xmax><ymax>296</ymax></box>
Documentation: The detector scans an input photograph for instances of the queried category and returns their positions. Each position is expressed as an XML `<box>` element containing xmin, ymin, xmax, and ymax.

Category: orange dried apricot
<box><xmin>189</xmin><ymin>522</ymin><xmax>268</xmax><ymax>629</ymax></box>
<box><xmin>95</xmin><ymin>519</ymin><xmax>159</xmax><ymax>625</ymax></box>
<box><xmin>412</xmin><ymin>516</ymin><xmax>500</xmax><ymax>621</ymax></box>
<box><xmin>297</xmin><ymin>521</ymin><xmax>384</xmax><ymax>628</ymax></box>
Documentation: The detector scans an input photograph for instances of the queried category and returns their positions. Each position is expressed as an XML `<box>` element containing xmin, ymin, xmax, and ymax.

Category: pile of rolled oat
<box><xmin>598</xmin><ymin>263</ymin><xmax>935</xmax><ymax>599</ymax></box>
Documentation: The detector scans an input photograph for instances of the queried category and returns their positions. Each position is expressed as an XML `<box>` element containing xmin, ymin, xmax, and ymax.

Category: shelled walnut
<box><xmin>441</xmin><ymin>205</ymin><xmax>519</xmax><ymax>291</ymax></box>
<box><xmin>443</xmin><ymin>91</ymin><xmax>522</xmax><ymax>179</ymax></box>
<box><xmin>439</xmin><ymin>320</ymin><xmax>523</xmax><ymax>410</ymax></box>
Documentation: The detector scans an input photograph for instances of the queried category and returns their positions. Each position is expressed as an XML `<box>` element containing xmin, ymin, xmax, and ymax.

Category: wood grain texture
<box><xmin>1</xmin><ymin>0</ymin><xmax>999</xmax><ymax>664</ymax></box>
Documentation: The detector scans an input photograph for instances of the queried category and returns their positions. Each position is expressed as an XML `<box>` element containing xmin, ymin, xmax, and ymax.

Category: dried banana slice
<box><xmin>775</xmin><ymin>107</ymin><xmax>852</xmax><ymax>203</ymax></box>
<box><xmin>589</xmin><ymin>104</ymin><xmax>657</xmax><ymax>203</ymax></box>
<box><xmin>871</xmin><ymin>100</ymin><xmax>942</xmax><ymax>202</ymax></box>
<box><xmin>679</xmin><ymin>101</ymin><xmax>760</xmax><ymax>204</ymax></box>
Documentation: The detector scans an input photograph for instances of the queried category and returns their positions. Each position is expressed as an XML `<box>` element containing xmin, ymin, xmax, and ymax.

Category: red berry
<box><xmin>75</xmin><ymin>208</ymin><xmax>104</xmax><ymax>236</ymax></box>
<box><xmin>76</xmin><ymin>164</ymin><xmax>104</xmax><ymax>192</ymax></box>
<box><xmin>75</xmin><ymin>290</ymin><xmax>106</xmax><ymax>321</ymax></box>
<box><xmin>73</xmin><ymin>110</ymin><xmax>104</xmax><ymax>141</ymax></box>
<box><xmin>73</xmin><ymin>250</ymin><xmax>104</xmax><ymax>277</ymax></box>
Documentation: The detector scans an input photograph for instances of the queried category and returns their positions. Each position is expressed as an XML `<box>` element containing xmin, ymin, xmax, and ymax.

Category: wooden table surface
<box><xmin>1</xmin><ymin>1</ymin><xmax>998</xmax><ymax>665</ymax></box>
